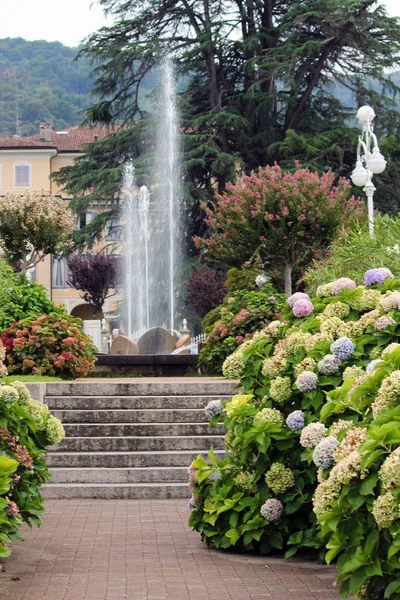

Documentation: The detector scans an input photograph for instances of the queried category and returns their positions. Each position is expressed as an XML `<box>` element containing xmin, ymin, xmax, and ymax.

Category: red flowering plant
<box><xmin>2</xmin><ymin>313</ymin><xmax>97</xmax><ymax>379</ymax></box>
<box><xmin>199</xmin><ymin>286</ymin><xmax>285</xmax><ymax>373</ymax></box>
<box><xmin>194</xmin><ymin>164</ymin><xmax>367</xmax><ymax>295</ymax></box>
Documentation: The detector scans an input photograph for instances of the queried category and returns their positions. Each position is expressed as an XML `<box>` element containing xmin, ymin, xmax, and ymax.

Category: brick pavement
<box><xmin>0</xmin><ymin>499</ymin><xmax>343</xmax><ymax>600</ymax></box>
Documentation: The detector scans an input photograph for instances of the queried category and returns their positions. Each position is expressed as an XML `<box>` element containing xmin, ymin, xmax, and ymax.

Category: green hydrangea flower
<box><xmin>46</xmin><ymin>415</ymin><xmax>65</xmax><ymax>445</ymax></box>
<box><xmin>265</xmin><ymin>463</ymin><xmax>295</xmax><ymax>494</ymax></box>
<box><xmin>322</xmin><ymin>302</ymin><xmax>350</xmax><ymax>319</ymax></box>
<box><xmin>234</xmin><ymin>472</ymin><xmax>257</xmax><ymax>493</ymax></box>
<box><xmin>253</xmin><ymin>408</ymin><xmax>283</xmax><ymax>427</ymax></box>
<box><xmin>27</xmin><ymin>399</ymin><xmax>49</xmax><ymax>430</ymax></box>
<box><xmin>11</xmin><ymin>381</ymin><xmax>31</xmax><ymax>405</ymax></box>
<box><xmin>0</xmin><ymin>385</ymin><xmax>19</xmax><ymax>404</ymax></box>
<box><xmin>269</xmin><ymin>376</ymin><xmax>292</xmax><ymax>404</ymax></box>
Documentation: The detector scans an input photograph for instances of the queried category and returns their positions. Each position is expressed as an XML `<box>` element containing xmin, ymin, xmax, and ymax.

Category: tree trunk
<box><xmin>284</xmin><ymin>263</ymin><xmax>292</xmax><ymax>296</ymax></box>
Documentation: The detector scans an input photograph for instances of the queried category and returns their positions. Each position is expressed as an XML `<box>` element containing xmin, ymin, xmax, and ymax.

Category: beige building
<box><xmin>0</xmin><ymin>122</ymin><xmax>121</xmax><ymax>322</ymax></box>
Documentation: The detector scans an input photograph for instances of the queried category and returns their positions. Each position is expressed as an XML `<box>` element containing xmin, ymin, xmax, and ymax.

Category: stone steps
<box><xmin>62</xmin><ymin>422</ymin><xmax>225</xmax><ymax>437</ymax></box>
<box><xmin>50</xmin><ymin>466</ymin><xmax>189</xmax><ymax>483</ymax></box>
<box><xmin>46</xmin><ymin>450</ymin><xmax>225</xmax><ymax>468</ymax></box>
<box><xmin>46</xmin><ymin>395</ymin><xmax>229</xmax><ymax>410</ymax></box>
<box><xmin>51</xmin><ymin>435</ymin><xmax>226</xmax><ymax>452</ymax></box>
<box><xmin>44</xmin><ymin>379</ymin><xmax>234</xmax><ymax>498</ymax></box>
<box><xmin>50</xmin><ymin>409</ymin><xmax>208</xmax><ymax>423</ymax></box>
<box><xmin>43</xmin><ymin>482</ymin><xmax>190</xmax><ymax>499</ymax></box>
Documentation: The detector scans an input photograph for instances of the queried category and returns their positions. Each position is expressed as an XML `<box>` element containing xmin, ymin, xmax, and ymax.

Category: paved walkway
<box><xmin>0</xmin><ymin>500</ymin><xmax>342</xmax><ymax>600</ymax></box>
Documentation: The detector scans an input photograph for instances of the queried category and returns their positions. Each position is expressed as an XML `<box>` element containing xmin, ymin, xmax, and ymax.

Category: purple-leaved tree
<box><xmin>67</xmin><ymin>253</ymin><xmax>119</xmax><ymax>317</ymax></box>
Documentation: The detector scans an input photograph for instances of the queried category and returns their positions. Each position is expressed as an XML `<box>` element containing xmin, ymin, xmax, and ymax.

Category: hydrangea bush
<box><xmin>189</xmin><ymin>271</ymin><xmax>400</xmax><ymax>595</ymax></box>
<box><xmin>0</xmin><ymin>375</ymin><xmax>65</xmax><ymax>556</ymax></box>
<box><xmin>2</xmin><ymin>313</ymin><xmax>97</xmax><ymax>379</ymax></box>
<box><xmin>199</xmin><ymin>286</ymin><xmax>285</xmax><ymax>373</ymax></box>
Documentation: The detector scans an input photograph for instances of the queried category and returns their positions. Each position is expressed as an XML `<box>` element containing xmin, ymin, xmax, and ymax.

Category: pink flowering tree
<box><xmin>194</xmin><ymin>165</ymin><xmax>366</xmax><ymax>294</ymax></box>
<box><xmin>0</xmin><ymin>191</ymin><xmax>75</xmax><ymax>274</ymax></box>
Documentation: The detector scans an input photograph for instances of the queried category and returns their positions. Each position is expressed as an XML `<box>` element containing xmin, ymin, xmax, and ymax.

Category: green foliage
<box><xmin>2</xmin><ymin>313</ymin><xmax>97</xmax><ymax>379</ymax></box>
<box><xmin>0</xmin><ymin>259</ymin><xmax>64</xmax><ymax>332</ymax></box>
<box><xmin>189</xmin><ymin>271</ymin><xmax>400</xmax><ymax>586</ymax></box>
<box><xmin>225</xmin><ymin>266</ymin><xmax>262</xmax><ymax>294</ymax></box>
<box><xmin>199</xmin><ymin>286</ymin><xmax>285</xmax><ymax>374</ymax></box>
<box><xmin>0</xmin><ymin>380</ymin><xmax>64</xmax><ymax>556</ymax></box>
<box><xmin>304</xmin><ymin>214</ymin><xmax>400</xmax><ymax>296</ymax></box>
<box><xmin>0</xmin><ymin>38</ymin><xmax>94</xmax><ymax>136</ymax></box>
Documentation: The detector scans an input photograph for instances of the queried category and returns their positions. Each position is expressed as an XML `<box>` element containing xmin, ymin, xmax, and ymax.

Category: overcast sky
<box><xmin>0</xmin><ymin>0</ymin><xmax>399</xmax><ymax>47</ymax></box>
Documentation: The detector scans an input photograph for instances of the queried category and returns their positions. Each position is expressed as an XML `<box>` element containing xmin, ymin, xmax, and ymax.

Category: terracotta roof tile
<box><xmin>0</xmin><ymin>125</ymin><xmax>119</xmax><ymax>152</ymax></box>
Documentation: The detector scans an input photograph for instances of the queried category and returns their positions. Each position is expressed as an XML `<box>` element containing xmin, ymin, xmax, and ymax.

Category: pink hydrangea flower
<box><xmin>292</xmin><ymin>298</ymin><xmax>314</xmax><ymax>318</ymax></box>
<box><xmin>287</xmin><ymin>292</ymin><xmax>310</xmax><ymax>308</ymax></box>
<box><xmin>330</xmin><ymin>277</ymin><xmax>357</xmax><ymax>295</ymax></box>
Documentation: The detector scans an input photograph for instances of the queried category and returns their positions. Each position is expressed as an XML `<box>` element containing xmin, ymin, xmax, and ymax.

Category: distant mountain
<box><xmin>0</xmin><ymin>37</ymin><xmax>398</xmax><ymax>138</ymax></box>
<box><xmin>0</xmin><ymin>38</ymin><xmax>95</xmax><ymax>136</ymax></box>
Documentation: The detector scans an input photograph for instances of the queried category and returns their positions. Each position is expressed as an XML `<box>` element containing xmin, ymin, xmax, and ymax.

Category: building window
<box><xmin>14</xmin><ymin>162</ymin><xmax>31</xmax><ymax>186</ymax></box>
<box><xmin>105</xmin><ymin>219</ymin><xmax>122</xmax><ymax>242</ymax></box>
<box><xmin>52</xmin><ymin>257</ymin><xmax>69</xmax><ymax>288</ymax></box>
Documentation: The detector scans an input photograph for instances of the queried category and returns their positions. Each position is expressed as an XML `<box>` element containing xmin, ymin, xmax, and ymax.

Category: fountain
<box><xmin>117</xmin><ymin>56</ymin><xmax>185</xmax><ymax>356</ymax></box>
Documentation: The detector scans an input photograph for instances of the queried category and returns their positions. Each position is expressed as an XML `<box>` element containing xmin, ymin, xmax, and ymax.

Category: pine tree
<box><xmin>54</xmin><ymin>0</ymin><xmax>400</xmax><ymax>247</ymax></box>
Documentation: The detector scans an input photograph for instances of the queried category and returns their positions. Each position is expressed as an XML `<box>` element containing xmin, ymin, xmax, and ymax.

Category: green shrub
<box><xmin>0</xmin><ymin>379</ymin><xmax>65</xmax><ymax>556</ymax></box>
<box><xmin>199</xmin><ymin>286</ymin><xmax>285</xmax><ymax>373</ymax></box>
<box><xmin>313</xmin><ymin>350</ymin><xmax>400</xmax><ymax>600</ymax></box>
<box><xmin>303</xmin><ymin>214</ymin><xmax>400</xmax><ymax>296</ymax></box>
<box><xmin>0</xmin><ymin>259</ymin><xmax>64</xmax><ymax>331</ymax></box>
<box><xmin>189</xmin><ymin>269</ymin><xmax>400</xmax><ymax>590</ymax></box>
<box><xmin>2</xmin><ymin>313</ymin><xmax>97</xmax><ymax>379</ymax></box>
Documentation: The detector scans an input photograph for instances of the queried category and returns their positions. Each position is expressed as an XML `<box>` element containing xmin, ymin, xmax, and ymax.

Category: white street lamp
<box><xmin>350</xmin><ymin>105</ymin><xmax>387</xmax><ymax>237</ymax></box>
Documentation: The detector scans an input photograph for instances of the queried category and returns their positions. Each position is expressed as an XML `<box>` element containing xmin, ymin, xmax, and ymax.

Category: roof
<box><xmin>0</xmin><ymin>125</ymin><xmax>119</xmax><ymax>152</ymax></box>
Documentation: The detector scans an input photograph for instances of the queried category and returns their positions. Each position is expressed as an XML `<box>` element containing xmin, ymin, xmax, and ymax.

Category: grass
<box><xmin>5</xmin><ymin>375</ymin><xmax>64</xmax><ymax>382</ymax></box>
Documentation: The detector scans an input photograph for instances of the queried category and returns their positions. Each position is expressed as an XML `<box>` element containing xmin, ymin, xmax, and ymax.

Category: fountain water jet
<box><xmin>121</xmin><ymin>57</ymin><xmax>181</xmax><ymax>348</ymax></box>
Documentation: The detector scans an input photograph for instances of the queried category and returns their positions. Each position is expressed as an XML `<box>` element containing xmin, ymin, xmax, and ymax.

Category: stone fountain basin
<box><xmin>94</xmin><ymin>354</ymin><xmax>198</xmax><ymax>377</ymax></box>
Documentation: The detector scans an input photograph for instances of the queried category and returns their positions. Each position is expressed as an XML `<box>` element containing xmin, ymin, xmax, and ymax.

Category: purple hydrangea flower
<box><xmin>188</xmin><ymin>498</ymin><xmax>194</xmax><ymax>511</ymax></box>
<box><xmin>286</xmin><ymin>410</ymin><xmax>305</xmax><ymax>430</ymax></box>
<box><xmin>268</xmin><ymin>296</ymin><xmax>276</xmax><ymax>301</ymax></box>
<box><xmin>366</xmin><ymin>359</ymin><xmax>384</xmax><ymax>372</ymax></box>
<box><xmin>318</xmin><ymin>354</ymin><xmax>341</xmax><ymax>375</ymax></box>
<box><xmin>295</xmin><ymin>371</ymin><xmax>318</xmax><ymax>392</ymax></box>
<box><xmin>374</xmin><ymin>316</ymin><xmax>396</xmax><ymax>331</ymax></box>
<box><xmin>204</xmin><ymin>400</ymin><xmax>224</xmax><ymax>419</ymax></box>
<box><xmin>364</xmin><ymin>268</ymin><xmax>393</xmax><ymax>286</ymax></box>
<box><xmin>330</xmin><ymin>278</ymin><xmax>357</xmax><ymax>295</ymax></box>
<box><xmin>287</xmin><ymin>292</ymin><xmax>310</xmax><ymax>308</ymax></box>
<box><xmin>260</xmin><ymin>498</ymin><xmax>283</xmax><ymax>523</ymax></box>
<box><xmin>313</xmin><ymin>436</ymin><xmax>339</xmax><ymax>468</ymax></box>
<box><xmin>330</xmin><ymin>337</ymin><xmax>355</xmax><ymax>361</ymax></box>
<box><xmin>293</xmin><ymin>298</ymin><xmax>314</xmax><ymax>318</ymax></box>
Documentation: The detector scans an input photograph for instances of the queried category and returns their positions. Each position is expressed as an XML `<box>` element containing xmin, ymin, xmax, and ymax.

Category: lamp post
<box><xmin>351</xmin><ymin>105</ymin><xmax>387</xmax><ymax>237</ymax></box>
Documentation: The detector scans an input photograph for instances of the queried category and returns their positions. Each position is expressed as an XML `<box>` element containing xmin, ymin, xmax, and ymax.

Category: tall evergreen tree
<box><xmin>54</xmin><ymin>0</ymin><xmax>400</xmax><ymax>248</ymax></box>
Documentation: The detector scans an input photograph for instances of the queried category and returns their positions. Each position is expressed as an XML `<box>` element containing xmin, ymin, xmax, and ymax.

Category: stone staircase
<box><xmin>43</xmin><ymin>380</ymin><xmax>235</xmax><ymax>499</ymax></box>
